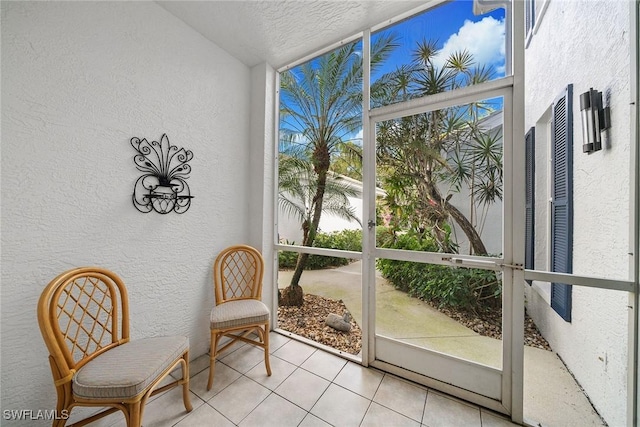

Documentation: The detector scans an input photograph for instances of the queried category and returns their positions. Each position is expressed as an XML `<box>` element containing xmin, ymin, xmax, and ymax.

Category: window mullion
<box><xmin>370</xmin><ymin>76</ymin><xmax>514</xmax><ymax>123</ymax></box>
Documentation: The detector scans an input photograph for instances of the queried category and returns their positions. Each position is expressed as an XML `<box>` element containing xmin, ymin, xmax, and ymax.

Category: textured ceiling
<box><xmin>157</xmin><ymin>1</ymin><xmax>427</xmax><ymax>69</ymax></box>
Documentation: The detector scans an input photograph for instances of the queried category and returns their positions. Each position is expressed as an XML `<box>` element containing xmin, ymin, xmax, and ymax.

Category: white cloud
<box><xmin>433</xmin><ymin>16</ymin><xmax>505</xmax><ymax>73</ymax></box>
<box><xmin>352</xmin><ymin>129</ymin><xmax>363</xmax><ymax>143</ymax></box>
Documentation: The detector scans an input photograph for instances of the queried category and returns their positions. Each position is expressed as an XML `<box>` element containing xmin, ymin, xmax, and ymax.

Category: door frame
<box><xmin>358</xmin><ymin>1</ymin><xmax>525</xmax><ymax>419</ymax></box>
<box><xmin>362</xmin><ymin>76</ymin><xmax>519</xmax><ymax>416</ymax></box>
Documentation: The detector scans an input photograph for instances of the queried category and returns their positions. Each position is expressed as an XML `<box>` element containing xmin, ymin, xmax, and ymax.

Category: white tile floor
<box><xmin>98</xmin><ymin>332</ymin><xmax>520</xmax><ymax>427</ymax></box>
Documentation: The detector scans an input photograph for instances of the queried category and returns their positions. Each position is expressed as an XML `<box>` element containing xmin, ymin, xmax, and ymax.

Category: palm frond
<box><xmin>445</xmin><ymin>50</ymin><xmax>474</xmax><ymax>73</ymax></box>
<box><xmin>412</xmin><ymin>39</ymin><xmax>440</xmax><ymax>67</ymax></box>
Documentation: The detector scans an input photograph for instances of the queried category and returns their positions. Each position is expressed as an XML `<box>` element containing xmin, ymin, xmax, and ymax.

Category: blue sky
<box><xmin>281</xmin><ymin>0</ymin><xmax>506</xmax><ymax>146</ymax></box>
<box><xmin>372</xmin><ymin>0</ymin><xmax>506</xmax><ymax>80</ymax></box>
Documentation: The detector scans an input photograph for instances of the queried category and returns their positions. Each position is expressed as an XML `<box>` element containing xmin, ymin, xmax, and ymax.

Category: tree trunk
<box><xmin>290</xmin><ymin>252</ymin><xmax>309</xmax><ymax>286</ymax></box>
<box><xmin>279</xmin><ymin>279</ymin><xmax>304</xmax><ymax>307</ymax></box>
<box><xmin>424</xmin><ymin>181</ymin><xmax>488</xmax><ymax>256</ymax></box>
<box><xmin>280</xmin><ymin>146</ymin><xmax>330</xmax><ymax>307</ymax></box>
<box><xmin>444</xmin><ymin>200</ymin><xmax>488</xmax><ymax>255</ymax></box>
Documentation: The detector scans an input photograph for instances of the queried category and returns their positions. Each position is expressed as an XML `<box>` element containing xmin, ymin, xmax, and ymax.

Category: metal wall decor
<box><xmin>131</xmin><ymin>134</ymin><xmax>194</xmax><ymax>214</ymax></box>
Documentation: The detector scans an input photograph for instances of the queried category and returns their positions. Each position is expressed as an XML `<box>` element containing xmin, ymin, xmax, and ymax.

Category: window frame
<box><xmin>525</xmin><ymin>0</ymin><xmax>535</xmax><ymax>47</ymax></box>
<box><xmin>524</xmin><ymin>0</ymin><xmax>550</xmax><ymax>48</ymax></box>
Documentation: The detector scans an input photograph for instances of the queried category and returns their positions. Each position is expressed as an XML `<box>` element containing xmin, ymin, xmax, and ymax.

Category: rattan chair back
<box><xmin>214</xmin><ymin>245</ymin><xmax>264</xmax><ymax>304</ymax></box>
<box><xmin>38</xmin><ymin>267</ymin><xmax>130</xmax><ymax>384</ymax></box>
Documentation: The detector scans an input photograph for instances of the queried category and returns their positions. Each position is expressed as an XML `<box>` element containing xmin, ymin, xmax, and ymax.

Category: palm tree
<box><xmin>279</xmin><ymin>154</ymin><xmax>362</xmax><ymax>249</ymax></box>
<box><xmin>329</xmin><ymin>141</ymin><xmax>363</xmax><ymax>181</ymax></box>
<box><xmin>279</xmin><ymin>155</ymin><xmax>362</xmax><ymax>232</ymax></box>
<box><xmin>374</xmin><ymin>38</ymin><xmax>502</xmax><ymax>256</ymax></box>
<box><xmin>279</xmin><ymin>34</ymin><xmax>398</xmax><ymax>306</ymax></box>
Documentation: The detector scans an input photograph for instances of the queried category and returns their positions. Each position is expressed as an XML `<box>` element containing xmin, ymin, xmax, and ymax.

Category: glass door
<box><xmin>366</xmin><ymin>85</ymin><xmax>514</xmax><ymax>412</ymax></box>
<box><xmin>356</xmin><ymin>0</ymin><xmax>517</xmax><ymax>413</ymax></box>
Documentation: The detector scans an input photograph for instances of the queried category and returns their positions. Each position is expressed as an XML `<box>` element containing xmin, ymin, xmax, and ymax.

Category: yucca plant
<box><xmin>373</xmin><ymin>37</ymin><xmax>502</xmax><ymax>255</ymax></box>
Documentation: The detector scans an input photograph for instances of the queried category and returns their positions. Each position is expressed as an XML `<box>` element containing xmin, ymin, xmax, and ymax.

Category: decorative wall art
<box><xmin>131</xmin><ymin>134</ymin><xmax>194</xmax><ymax>214</ymax></box>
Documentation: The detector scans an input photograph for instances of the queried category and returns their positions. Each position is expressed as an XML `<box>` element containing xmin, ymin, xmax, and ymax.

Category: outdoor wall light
<box><xmin>579</xmin><ymin>88</ymin><xmax>610</xmax><ymax>153</ymax></box>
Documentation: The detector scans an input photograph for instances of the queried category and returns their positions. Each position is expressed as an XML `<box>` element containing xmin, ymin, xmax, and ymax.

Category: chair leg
<box><xmin>52</xmin><ymin>415</ymin><xmax>66</xmax><ymax>427</ymax></box>
<box><xmin>118</xmin><ymin>408</ymin><xmax>131</xmax><ymax>427</ymax></box>
<box><xmin>52</xmin><ymin>397</ymin><xmax>64</xmax><ymax>427</ymax></box>
<box><xmin>207</xmin><ymin>331</ymin><xmax>219</xmax><ymax>391</ymax></box>
<box><xmin>181</xmin><ymin>353</ymin><xmax>193</xmax><ymax>412</ymax></box>
<box><xmin>53</xmin><ymin>382</ymin><xmax>72</xmax><ymax>427</ymax></box>
<box><xmin>263</xmin><ymin>324</ymin><xmax>272</xmax><ymax>376</ymax></box>
<box><xmin>127</xmin><ymin>401</ymin><xmax>142</xmax><ymax>427</ymax></box>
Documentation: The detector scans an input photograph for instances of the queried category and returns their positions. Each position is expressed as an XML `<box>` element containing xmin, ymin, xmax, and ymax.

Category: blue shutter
<box><xmin>525</xmin><ymin>127</ymin><xmax>535</xmax><ymax>284</ymax></box>
<box><xmin>550</xmin><ymin>85</ymin><xmax>573</xmax><ymax>322</ymax></box>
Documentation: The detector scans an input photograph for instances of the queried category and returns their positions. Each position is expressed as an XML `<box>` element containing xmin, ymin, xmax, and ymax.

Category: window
<box><xmin>525</xmin><ymin>0</ymin><xmax>550</xmax><ymax>48</ymax></box>
<box><xmin>525</xmin><ymin>0</ymin><xmax>535</xmax><ymax>46</ymax></box>
<box><xmin>549</xmin><ymin>84</ymin><xmax>573</xmax><ymax>322</ymax></box>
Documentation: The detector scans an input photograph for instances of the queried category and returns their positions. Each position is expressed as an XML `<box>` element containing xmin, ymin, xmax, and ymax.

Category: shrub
<box><xmin>279</xmin><ymin>229</ymin><xmax>362</xmax><ymax>270</ymax></box>
<box><xmin>376</xmin><ymin>228</ymin><xmax>501</xmax><ymax>313</ymax></box>
<box><xmin>278</xmin><ymin>250</ymin><xmax>299</xmax><ymax>269</ymax></box>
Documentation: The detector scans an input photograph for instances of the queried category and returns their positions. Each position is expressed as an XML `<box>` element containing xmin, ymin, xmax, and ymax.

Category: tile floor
<box><xmin>96</xmin><ymin>332</ymin><xmax>519</xmax><ymax>427</ymax></box>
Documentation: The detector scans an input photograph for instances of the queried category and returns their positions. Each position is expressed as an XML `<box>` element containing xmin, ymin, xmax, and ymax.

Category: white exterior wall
<box><xmin>277</xmin><ymin>175</ymin><xmax>366</xmax><ymax>244</ymax></box>
<box><xmin>448</xmin><ymin>113</ymin><xmax>504</xmax><ymax>256</ymax></box>
<box><xmin>278</xmin><ymin>196</ymin><xmax>364</xmax><ymax>244</ymax></box>
<box><xmin>0</xmin><ymin>2</ymin><xmax>257</xmax><ymax>423</ymax></box>
<box><xmin>448</xmin><ymin>186</ymin><xmax>503</xmax><ymax>256</ymax></box>
<box><xmin>524</xmin><ymin>1</ymin><xmax>631</xmax><ymax>425</ymax></box>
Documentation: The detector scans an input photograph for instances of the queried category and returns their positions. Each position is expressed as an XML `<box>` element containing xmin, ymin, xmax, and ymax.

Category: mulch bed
<box><xmin>436</xmin><ymin>303</ymin><xmax>552</xmax><ymax>351</ymax></box>
<box><xmin>277</xmin><ymin>293</ymin><xmax>551</xmax><ymax>355</ymax></box>
<box><xmin>278</xmin><ymin>294</ymin><xmax>362</xmax><ymax>355</ymax></box>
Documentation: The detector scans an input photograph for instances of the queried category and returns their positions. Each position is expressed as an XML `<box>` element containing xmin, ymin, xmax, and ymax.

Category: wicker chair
<box><xmin>37</xmin><ymin>267</ymin><xmax>192</xmax><ymax>427</ymax></box>
<box><xmin>207</xmin><ymin>245</ymin><xmax>272</xmax><ymax>390</ymax></box>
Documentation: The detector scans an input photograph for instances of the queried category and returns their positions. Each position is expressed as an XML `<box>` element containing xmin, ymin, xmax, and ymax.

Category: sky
<box><xmin>281</xmin><ymin>0</ymin><xmax>507</xmax><ymax>146</ymax></box>
<box><xmin>372</xmin><ymin>0</ymin><xmax>506</xmax><ymax>80</ymax></box>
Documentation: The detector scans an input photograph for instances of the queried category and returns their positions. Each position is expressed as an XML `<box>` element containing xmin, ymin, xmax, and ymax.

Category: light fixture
<box><xmin>579</xmin><ymin>88</ymin><xmax>610</xmax><ymax>153</ymax></box>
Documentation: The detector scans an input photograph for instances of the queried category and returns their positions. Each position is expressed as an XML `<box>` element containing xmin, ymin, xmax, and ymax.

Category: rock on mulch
<box><xmin>277</xmin><ymin>294</ymin><xmax>362</xmax><ymax>355</ymax></box>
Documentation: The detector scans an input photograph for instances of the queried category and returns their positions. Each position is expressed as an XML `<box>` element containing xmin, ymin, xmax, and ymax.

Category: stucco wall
<box><xmin>524</xmin><ymin>1</ymin><xmax>631</xmax><ymax>425</ymax></box>
<box><xmin>1</xmin><ymin>1</ymin><xmax>255</xmax><ymax>423</ymax></box>
<box><xmin>448</xmin><ymin>186</ymin><xmax>503</xmax><ymax>256</ymax></box>
<box><xmin>249</xmin><ymin>62</ymin><xmax>277</xmax><ymax>315</ymax></box>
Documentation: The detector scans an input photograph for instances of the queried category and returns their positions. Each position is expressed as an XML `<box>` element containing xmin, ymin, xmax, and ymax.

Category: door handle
<box><xmin>450</xmin><ymin>257</ymin><xmax>502</xmax><ymax>270</ymax></box>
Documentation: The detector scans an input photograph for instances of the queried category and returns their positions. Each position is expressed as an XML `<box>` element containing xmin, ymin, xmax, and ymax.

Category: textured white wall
<box><xmin>249</xmin><ymin>62</ymin><xmax>277</xmax><ymax>317</ymax></box>
<box><xmin>1</xmin><ymin>1</ymin><xmax>254</xmax><ymax>422</ymax></box>
<box><xmin>448</xmin><ymin>186</ymin><xmax>503</xmax><ymax>256</ymax></box>
<box><xmin>524</xmin><ymin>1</ymin><xmax>631</xmax><ymax>425</ymax></box>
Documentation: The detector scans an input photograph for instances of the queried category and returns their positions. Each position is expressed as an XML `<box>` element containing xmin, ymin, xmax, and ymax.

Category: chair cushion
<box><xmin>73</xmin><ymin>336</ymin><xmax>189</xmax><ymax>400</ymax></box>
<box><xmin>210</xmin><ymin>299</ymin><xmax>269</xmax><ymax>330</ymax></box>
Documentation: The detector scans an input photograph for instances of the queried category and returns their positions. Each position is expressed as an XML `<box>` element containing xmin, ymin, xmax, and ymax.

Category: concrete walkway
<box><xmin>278</xmin><ymin>261</ymin><xmax>604</xmax><ymax>427</ymax></box>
